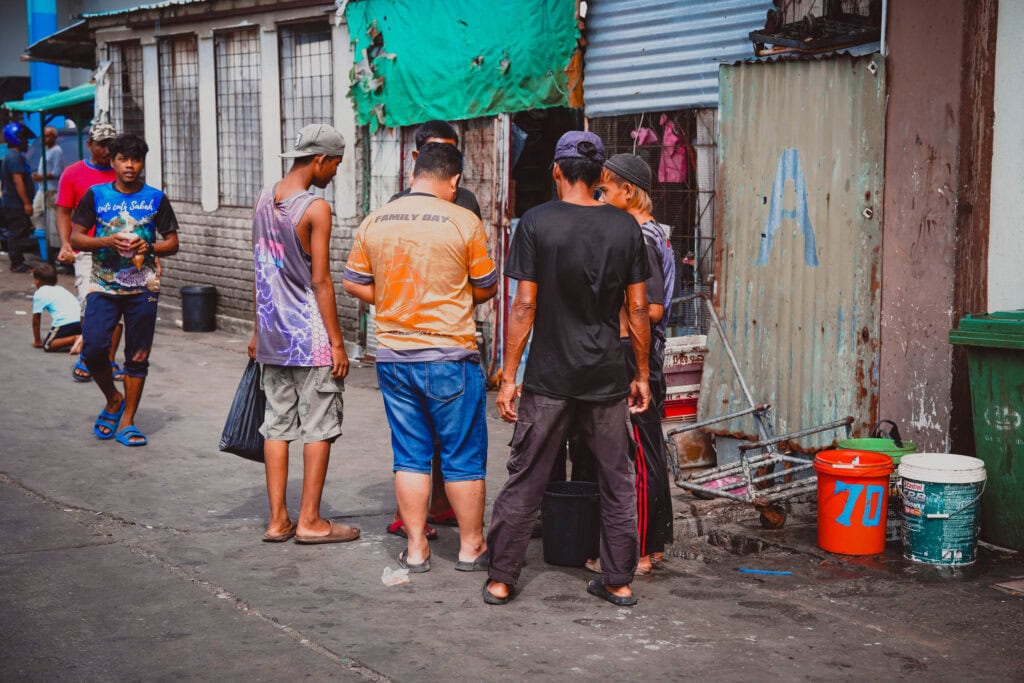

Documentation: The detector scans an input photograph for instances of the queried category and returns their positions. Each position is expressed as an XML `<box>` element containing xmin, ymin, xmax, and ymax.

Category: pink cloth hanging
<box><xmin>658</xmin><ymin>114</ymin><xmax>686</xmax><ymax>184</ymax></box>
<box><xmin>631</xmin><ymin>126</ymin><xmax>659</xmax><ymax>146</ymax></box>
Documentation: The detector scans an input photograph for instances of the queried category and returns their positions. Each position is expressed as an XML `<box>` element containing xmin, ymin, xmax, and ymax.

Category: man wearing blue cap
<box><xmin>483</xmin><ymin>130</ymin><xmax>652</xmax><ymax>607</ymax></box>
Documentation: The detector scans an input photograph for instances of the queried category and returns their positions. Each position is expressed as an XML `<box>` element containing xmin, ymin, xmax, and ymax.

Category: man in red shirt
<box><xmin>56</xmin><ymin>122</ymin><xmax>121</xmax><ymax>382</ymax></box>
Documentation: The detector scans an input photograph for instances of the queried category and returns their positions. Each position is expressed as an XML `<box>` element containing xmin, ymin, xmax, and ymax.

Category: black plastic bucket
<box><xmin>541</xmin><ymin>480</ymin><xmax>601</xmax><ymax>567</ymax></box>
<box><xmin>180</xmin><ymin>285</ymin><xmax>217</xmax><ymax>332</ymax></box>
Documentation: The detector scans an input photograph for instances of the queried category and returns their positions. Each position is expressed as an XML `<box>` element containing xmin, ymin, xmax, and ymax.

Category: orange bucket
<box><xmin>814</xmin><ymin>449</ymin><xmax>894</xmax><ymax>555</ymax></box>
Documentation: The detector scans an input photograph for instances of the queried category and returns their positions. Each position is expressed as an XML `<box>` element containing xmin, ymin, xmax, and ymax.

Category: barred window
<box><xmin>215</xmin><ymin>28</ymin><xmax>262</xmax><ymax>207</ymax></box>
<box><xmin>158</xmin><ymin>35</ymin><xmax>201</xmax><ymax>203</ymax></box>
<box><xmin>279</xmin><ymin>23</ymin><xmax>334</xmax><ymax>207</ymax></box>
<box><xmin>107</xmin><ymin>41</ymin><xmax>144</xmax><ymax>136</ymax></box>
<box><xmin>590</xmin><ymin>109</ymin><xmax>717</xmax><ymax>335</ymax></box>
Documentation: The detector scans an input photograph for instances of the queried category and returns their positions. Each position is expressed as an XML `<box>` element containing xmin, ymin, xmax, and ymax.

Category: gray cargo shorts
<box><xmin>260</xmin><ymin>364</ymin><xmax>344</xmax><ymax>443</ymax></box>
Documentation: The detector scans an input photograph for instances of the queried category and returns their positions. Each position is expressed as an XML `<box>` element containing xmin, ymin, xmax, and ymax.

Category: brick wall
<box><xmin>159</xmin><ymin>201</ymin><xmax>363</xmax><ymax>343</ymax></box>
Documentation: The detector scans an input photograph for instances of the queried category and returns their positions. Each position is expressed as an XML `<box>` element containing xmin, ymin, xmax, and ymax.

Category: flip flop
<box><xmin>482</xmin><ymin>580</ymin><xmax>515</xmax><ymax>605</ymax></box>
<box><xmin>114</xmin><ymin>425</ymin><xmax>148</xmax><ymax>447</ymax></box>
<box><xmin>427</xmin><ymin>508</ymin><xmax>459</xmax><ymax>526</ymax></box>
<box><xmin>454</xmin><ymin>551</ymin><xmax>489</xmax><ymax>572</ymax></box>
<box><xmin>262</xmin><ymin>522</ymin><xmax>297</xmax><ymax>543</ymax></box>
<box><xmin>587</xmin><ymin>579</ymin><xmax>638</xmax><ymax>607</ymax></box>
<box><xmin>110</xmin><ymin>362</ymin><xmax>125</xmax><ymax>382</ymax></box>
<box><xmin>386</xmin><ymin>518</ymin><xmax>438</xmax><ymax>540</ymax></box>
<box><xmin>73</xmin><ymin>357</ymin><xmax>92</xmax><ymax>382</ymax></box>
<box><xmin>397</xmin><ymin>549</ymin><xmax>431</xmax><ymax>573</ymax></box>
<box><xmin>294</xmin><ymin>520</ymin><xmax>361</xmax><ymax>545</ymax></box>
<box><xmin>93</xmin><ymin>400</ymin><xmax>126</xmax><ymax>440</ymax></box>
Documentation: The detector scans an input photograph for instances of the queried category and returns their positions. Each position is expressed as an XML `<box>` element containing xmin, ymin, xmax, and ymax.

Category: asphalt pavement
<box><xmin>1</xmin><ymin>262</ymin><xmax>1023</xmax><ymax>682</ymax></box>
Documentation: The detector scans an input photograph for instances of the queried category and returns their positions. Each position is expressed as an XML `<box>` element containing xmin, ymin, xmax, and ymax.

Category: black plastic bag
<box><xmin>219</xmin><ymin>359</ymin><xmax>265</xmax><ymax>462</ymax></box>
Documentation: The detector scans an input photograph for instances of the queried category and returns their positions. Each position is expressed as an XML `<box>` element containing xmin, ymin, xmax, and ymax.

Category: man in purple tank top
<box><xmin>248</xmin><ymin>124</ymin><xmax>358</xmax><ymax>544</ymax></box>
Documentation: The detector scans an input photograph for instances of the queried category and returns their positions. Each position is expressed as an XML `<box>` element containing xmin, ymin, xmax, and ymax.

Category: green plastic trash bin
<box><xmin>949</xmin><ymin>311</ymin><xmax>1024</xmax><ymax>551</ymax></box>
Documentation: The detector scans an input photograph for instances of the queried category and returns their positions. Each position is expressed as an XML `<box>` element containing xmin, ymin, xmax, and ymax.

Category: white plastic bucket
<box><xmin>898</xmin><ymin>453</ymin><xmax>987</xmax><ymax>566</ymax></box>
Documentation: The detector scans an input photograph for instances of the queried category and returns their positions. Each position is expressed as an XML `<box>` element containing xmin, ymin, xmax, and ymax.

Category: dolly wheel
<box><xmin>757</xmin><ymin>503</ymin><xmax>787</xmax><ymax>529</ymax></box>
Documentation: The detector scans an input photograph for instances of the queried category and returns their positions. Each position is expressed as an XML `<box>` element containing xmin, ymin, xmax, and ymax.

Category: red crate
<box><xmin>663</xmin><ymin>397</ymin><xmax>698</xmax><ymax>419</ymax></box>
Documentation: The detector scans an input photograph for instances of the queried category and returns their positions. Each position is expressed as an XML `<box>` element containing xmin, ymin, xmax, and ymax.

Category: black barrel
<box><xmin>541</xmin><ymin>480</ymin><xmax>601</xmax><ymax>566</ymax></box>
<box><xmin>180</xmin><ymin>285</ymin><xmax>217</xmax><ymax>332</ymax></box>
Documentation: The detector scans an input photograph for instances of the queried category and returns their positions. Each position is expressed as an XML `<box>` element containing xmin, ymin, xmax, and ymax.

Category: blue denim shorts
<box><xmin>376</xmin><ymin>359</ymin><xmax>488</xmax><ymax>482</ymax></box>
<box><xmin>82</xmin><ymin>291</ymin><xmax>159</xmax><ymax>378</ymax></box>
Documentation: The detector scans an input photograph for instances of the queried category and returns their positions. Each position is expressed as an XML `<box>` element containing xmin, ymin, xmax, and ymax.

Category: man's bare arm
<box><xmin>496</xmin><ymin>281</ymin><xmax>537</xmax><ymax>422</ymax></box>
<box><xmin>472</xmin><ymin>282</ymin><xmax>498</xmax><ymax>304</ymax></box>
<box><xmin>625</xmin><ymin>281</ymin><xmax>651</xmax><ymax>414</ymax></box>
<box><xmin>56</xmin><ymin>206</ymin><xmax>75</xmax><ymax>262</ymax></box>
<box><xmin>342</xmin><ymin>279</ymin><xmax>375</xmax><ymax>304</ymax></box>
<box><xmin>306</xmin><ymin>200</ymin><xmax>349</xmax><ymax>379</ymax></box>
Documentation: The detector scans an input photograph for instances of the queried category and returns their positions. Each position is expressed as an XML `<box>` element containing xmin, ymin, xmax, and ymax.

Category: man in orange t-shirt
<box><xmin>344</xmin><ymin>143</ymin><xmax>496</xmax><ymax>575</ymax></box>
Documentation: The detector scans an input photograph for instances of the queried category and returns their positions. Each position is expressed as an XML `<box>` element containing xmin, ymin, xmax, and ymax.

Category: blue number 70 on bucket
<box><xmin>813</xmin><ymin>450</ymin><xmax>894</xmax><ymax>555</ymax></box>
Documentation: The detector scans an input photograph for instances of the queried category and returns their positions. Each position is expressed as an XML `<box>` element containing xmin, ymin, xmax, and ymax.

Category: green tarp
<box><xmin>345</xmin><ymin>0</ymin><xmax>579</xmax><ymax>130</ymax></box>
<box><xmin>3</xmin><ymin>82</ymin><xmax>95</xmax><ymax>113</ymax></box>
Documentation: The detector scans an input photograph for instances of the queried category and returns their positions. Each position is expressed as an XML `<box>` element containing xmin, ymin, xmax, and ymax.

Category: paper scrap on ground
<box><xmin>382</xmin><ymin>566</ymin><xmax>410</xmax><ymax>586</ymax></box>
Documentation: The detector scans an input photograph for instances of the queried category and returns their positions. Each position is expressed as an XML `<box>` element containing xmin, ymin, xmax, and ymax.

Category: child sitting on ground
<box><xmin>31</xmin><ymin>262</ymin><xmax>82</xmax><ymax>352</ymax></box>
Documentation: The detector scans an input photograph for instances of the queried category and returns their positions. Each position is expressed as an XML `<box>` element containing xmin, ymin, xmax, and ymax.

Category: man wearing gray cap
<box><xmin>484</xmin><ymin>131</ymin><xmax>652</xmax><ymax>606</ymax></box>
<box><xmin>247</xmin><ymin>123</ymin><xmax>359</xmax><ymax>544</ymax></box>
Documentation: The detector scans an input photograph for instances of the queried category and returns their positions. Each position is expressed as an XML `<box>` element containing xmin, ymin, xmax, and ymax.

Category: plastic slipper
<box><xmin>455</xmin><ymin>551</ymin><xmax>489</xmax><ymax>572</ymax></box>
<box><xmin>262</xmin><ymin>522</ymin><xmax>297</xmax><ymax>543</ymax></box>
<box><xmin>73</xmin><ymin>357</ymin><xmax>92</xmax><ymax>383</ymax></box>
<box><xmin>110</xmin><ymin>362</ymin><xmax>125</xmax><ymax>382</ymax></box>
<box><xmin>93</xmin><ymin>400</ymin><xmax>125</xmax><ymax>440</ymax></box>
<box><xmin>114</xmin><ymin>425</ymin><xmax>148</xmax><ymax>447</ymax></box>
<box><xmin>397</xmin><ymin>549</ymin><xmax>431</xmax><ymax>573</ymax></box>
<box><xmin>427</xmin><ymin>508</ymin><xmax>459</xmax><ymax>526</ymax></box>
<box><xmin>587</xmin><ymin>579</ymin><xmax>638</xmax><ymax>607</ymax></box>
<box><xmin>294</xmin><ymin>520</ymin><xmax>361</xmax><ymax>545</ymax></box>
<box><xmin>482</xmin><ymin>580</ymin><xmax>515</xmax><ymax>605</ymax></box>
<box><xmin>386</xmin><ymin>518</ymin><xmax>438</xmax><ymax>540</ymax></box>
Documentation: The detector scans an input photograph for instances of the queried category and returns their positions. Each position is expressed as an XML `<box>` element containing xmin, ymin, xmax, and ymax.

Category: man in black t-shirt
<box><xmin>484</xmin><ymin>131</ymin><xmax>651</xmax><ymax>607</ymax></box>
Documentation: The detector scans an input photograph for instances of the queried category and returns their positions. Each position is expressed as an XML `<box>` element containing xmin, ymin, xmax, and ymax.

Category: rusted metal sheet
<box><xmin>701</xmin><ymin>53</ymin><xmax>886</xmax><ymax>449</ymax></box>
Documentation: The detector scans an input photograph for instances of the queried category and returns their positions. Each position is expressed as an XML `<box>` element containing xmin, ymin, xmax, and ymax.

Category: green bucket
<box><xmin>837</xmin><ymin>420</ymin><xmax>917</xmax><ymax>465</ymax></box>
<box><xmin>899</xmin><ymin>453</ymin><xmax>987</xmax><ymax>566</ymax></box>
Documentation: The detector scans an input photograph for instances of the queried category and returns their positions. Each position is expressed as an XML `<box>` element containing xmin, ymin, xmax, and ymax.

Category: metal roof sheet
<box><xmin>583</xmin><ymin>0</ymin><xmax>772</xmax><ymax>116</ymax></box>
<box><xmin>83</xmin><ymin>0</ymin><xmax>207</xmax><ymax>19</ymax></box>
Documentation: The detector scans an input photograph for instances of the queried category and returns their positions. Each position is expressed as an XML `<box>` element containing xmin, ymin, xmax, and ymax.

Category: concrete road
<box><xmin>1</xmin><ymin>265</ymin><xmax>1022</xmax><ymax>681</ymax></box>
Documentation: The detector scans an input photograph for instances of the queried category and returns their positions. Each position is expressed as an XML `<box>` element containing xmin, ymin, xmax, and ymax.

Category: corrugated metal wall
<box><xmin>583</xmin><ymin>0</ymin><xmax>771</xmax><ymax>117</ymax></box>
<box><xmin>702</xmin><ymin>54</ymin><xmax>886</xmax><ymax>448</ymax></box>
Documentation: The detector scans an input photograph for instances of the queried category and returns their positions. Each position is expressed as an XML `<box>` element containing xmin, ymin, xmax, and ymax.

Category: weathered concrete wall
<box><xmin>951</xmin><ymin>0</ymin><xmax>998</xmax><ymax>456</ymax></box>
<box><xmin>879</xmin><ymin>1</ymin><xmax>966</xmax><ymax>451</ymax></box>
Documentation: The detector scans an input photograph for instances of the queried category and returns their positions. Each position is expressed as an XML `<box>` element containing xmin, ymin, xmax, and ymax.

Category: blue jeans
<box><xmin>376</xmin><ymin>359</ymin><xmax>488</xmax><ymax>482</ymax></box>
<box><xmin>82</xmin><ymin>291</ymin><xmax>159</xmax><ymax>378</ymax></box>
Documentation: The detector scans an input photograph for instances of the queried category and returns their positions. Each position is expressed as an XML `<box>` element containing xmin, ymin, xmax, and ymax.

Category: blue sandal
<box><xmin>73</xmin><ymin>357</ymin><xmax>92</xmax><ymax>383</ymax></box>
<box><xmin>114</xmin><ymin>425</ymin><xmax>148</xmax><ymax>447</ymax></box>
<box><xmin>111</xmin><ymin>362</ymin><xmax>125</xmax><ymax>382</ymax></box>
<box><xmin>94</xmin><ymin>400</ymin><xmax>126</xmax><ymax>440</ymax></box>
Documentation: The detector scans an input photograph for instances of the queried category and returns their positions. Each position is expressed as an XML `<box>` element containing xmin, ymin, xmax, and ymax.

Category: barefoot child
<box><xmin>31</xmin><ymin>263</ymin><xmax>81</xmax><ymax>351</ymax></box>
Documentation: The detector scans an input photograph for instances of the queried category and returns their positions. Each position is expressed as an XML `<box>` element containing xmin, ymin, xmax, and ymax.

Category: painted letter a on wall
<box><xmin>756</xmin><ymin>148</ymin><xmax>819</xmax><ymax>267</ymax></box>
